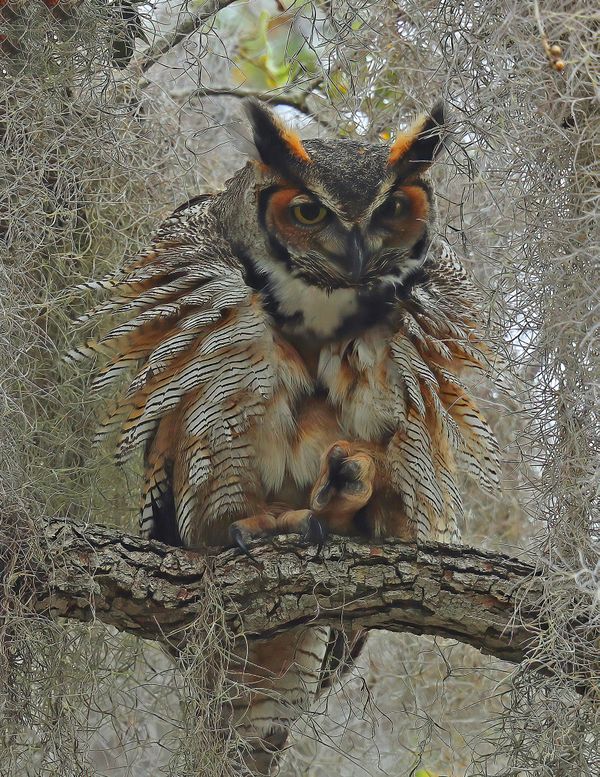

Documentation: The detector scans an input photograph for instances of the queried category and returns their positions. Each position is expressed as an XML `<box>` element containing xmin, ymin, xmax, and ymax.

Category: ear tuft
<box><xmin>388</xmin><ymin>101</ymin><xmax>447</xmax><ymax>175</ymax></box>
<box><xmin>428</xmin><ymin>100</ymin><xmax>446</xmax><ymax>131</ymax></box>
<box><xmin>244</xmin><ymin>99</ymin><xmax>311</xmax><ymax>172</ymax></box>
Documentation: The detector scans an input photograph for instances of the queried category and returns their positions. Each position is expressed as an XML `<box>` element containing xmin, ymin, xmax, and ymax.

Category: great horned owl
<box><xmin>78</xmin><ymin>100</ymin><xmax>502</xmax><ymax>775</ymax></box>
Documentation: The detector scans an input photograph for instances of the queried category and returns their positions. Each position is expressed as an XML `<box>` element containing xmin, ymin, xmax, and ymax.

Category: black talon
<box><xmin>229</xmin><ymin>525</ymin><xmax>257</xmax><ymax>562</ymax></box>
<box><xmin>337</xmin><ymin>459</ymin><xmax>365</xmax><ymax>494</ymax></box>
<box><xmin>303</xmin><ymin>513</ymin><xmax>328</xmax><ymax>557</ymax></box>
<box><xmin>312</xmin><ymin>481</ymin><xmax>333</xmax><ymax>510</ymax></box>
<box><xmin>327</xmin><ymin>446</ymin><xmax>346</xmax><ymax>478</ymax></box>
<box><xmin>338</xmin><ymin>459</ymin><xmax>361</xmax><ymax>483</ymax></box>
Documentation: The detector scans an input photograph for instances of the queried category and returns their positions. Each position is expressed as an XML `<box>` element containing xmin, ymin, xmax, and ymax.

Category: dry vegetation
<box><xmin>1</xmin><ymin>1</ymin><xmax>598</xmax><ymax>775</ymax></box>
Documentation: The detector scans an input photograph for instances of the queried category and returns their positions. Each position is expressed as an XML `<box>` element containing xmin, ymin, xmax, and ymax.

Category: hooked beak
<box><xmin>347</xmin><ymin>228</ymin><xmax>368</xmax><ymax>281</ymax></box>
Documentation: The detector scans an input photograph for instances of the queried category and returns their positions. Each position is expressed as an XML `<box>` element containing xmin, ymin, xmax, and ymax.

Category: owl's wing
<box><xmin>72</xmin><ymin>197</ymin><xmax>342</xmax><ymax>773</ymax></box>
<box><xmin>387</xmin><ymin>242</ymin><xmax>506</xmax><ymax>543</ymax></box>
<box><xmin>70</xmin><ymin>196</ymin><xmax>278</xmax><ymax>546</ymax></box>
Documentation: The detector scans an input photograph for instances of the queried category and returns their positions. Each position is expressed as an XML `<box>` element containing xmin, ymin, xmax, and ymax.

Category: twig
<box><xmin>132</xmin><ymin>0</ymin><xmax>237</xmax><ymax>82</ymax></box>
<box><xmin>174</xmin><ymin>77</ymin><xmax>334</xmax><ymax>127</ymax></box>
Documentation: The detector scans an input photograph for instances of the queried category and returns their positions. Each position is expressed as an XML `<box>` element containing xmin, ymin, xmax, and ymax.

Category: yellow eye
<box><xmin>291</xmin><ymin>202</ymin><xmax>328</xmax><ymax>226</ymax></box>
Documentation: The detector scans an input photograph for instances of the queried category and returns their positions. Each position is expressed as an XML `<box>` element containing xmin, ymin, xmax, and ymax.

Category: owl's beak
<box><xmin>347</xmin><ymin>228</ymin><xmax>368</xmax><ymax>281</ymax></box>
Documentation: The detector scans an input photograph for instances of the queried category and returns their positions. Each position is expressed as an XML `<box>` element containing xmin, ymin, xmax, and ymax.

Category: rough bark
<box><xmin>25</xmin><ymin>517</ymin><xmax>544</xmax><ymax>663</ymax></box>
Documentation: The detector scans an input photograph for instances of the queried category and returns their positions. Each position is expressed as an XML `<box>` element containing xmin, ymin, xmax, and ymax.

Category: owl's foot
<box><xmin>229</xmin><ymin>509</ymin><xmax>327</xmax><ymax>560</ymax></box>
<box><xmin>310</xmin><ymin>442</ymin><xmax>375</xmax><ymax>533</ymax></box>
<box><xmin>229</xmin><ymin>513</ymin><xmax>277</xmax><ymax>560</ymax></box>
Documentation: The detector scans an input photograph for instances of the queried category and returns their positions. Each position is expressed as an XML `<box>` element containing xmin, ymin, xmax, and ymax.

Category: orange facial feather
<box><xmin>402</xmin><ymin>185</ymin><xmax>430</xmax><ymax>223</ymax></box>
<box><xmin>387</xmin><ymin>116</ymin><xmax>426</xmax><ymax>166</ymax></box>
<box><xmin>268</xmin><ymin>187</ymin><xmax>304</xmax><ymax>211</ymax></box>
<box><xmin>266</xmin><ymin>187</ymin><xmax>316</xmax><ymax>248</ymax></box>
<box><xmin>280</xmin><ymin>127</ymin><xmax>311</xmax><ymax>163</ymax></box>
<box><xmin>381</xmin><ymin>185</ymin><xmax>430</xmax><ymax>247</ymax></box>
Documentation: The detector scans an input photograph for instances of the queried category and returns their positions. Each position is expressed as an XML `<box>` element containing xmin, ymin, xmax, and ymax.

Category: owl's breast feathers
<box><xmin>74</xmin><ymin>197</ymin><xmax>504</xmax><ymax>546</ymax></box>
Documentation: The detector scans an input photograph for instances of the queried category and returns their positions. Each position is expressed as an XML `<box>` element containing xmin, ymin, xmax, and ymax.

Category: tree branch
<box><xmin>32</xmin><ymin>517</ymin><xmax>542</xmax><ymax>663</ymax></box>
<box><xmin>132</xmin><ymin>0</ymin><xmax>237</xmax><ymax>79</ymax></box>
<box><xmin>176</xmin><ymin>80</ymin><xmax>326</xmax><ymax>121</ymax></box>
<box><xmin>173</xmin><ymin>79</ymin><xmax>337</xmax><ymax>130</ymax></box>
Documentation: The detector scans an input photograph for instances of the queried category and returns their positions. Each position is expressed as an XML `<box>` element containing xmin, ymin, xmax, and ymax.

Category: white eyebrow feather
<box><xmin>303</xmin><ymin>172</ymin><xmax>403</xmax><ymax>228</ymax></box>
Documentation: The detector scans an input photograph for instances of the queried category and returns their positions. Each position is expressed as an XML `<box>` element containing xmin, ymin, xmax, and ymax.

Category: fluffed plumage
<box><xmin>72</xmin><ymin>100</ymin><xmax>506</xmax><ymax>774</ymax></box>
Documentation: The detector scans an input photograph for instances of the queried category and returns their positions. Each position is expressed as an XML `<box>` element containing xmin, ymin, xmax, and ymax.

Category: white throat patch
<box><xmin>254</xmin><ymin>258</ymin><xmax>360</xmax><ymax>339</ymax></box>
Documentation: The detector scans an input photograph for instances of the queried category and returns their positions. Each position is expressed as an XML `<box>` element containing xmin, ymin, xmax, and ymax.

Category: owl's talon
<box><xmin>337</xmin><ymin>459</ymin><xmax>363</xmax><ymax>489</ymax></box>
<box><xmin>302</xmin><ymin>513</ymin><xmax>328</xmax><ymax>555</ymax></box>
<box><xmin>327</xmin><ymin>445</ymin><xmax>347</xmax><ymax>474</ymax></box>
<box><xmin>310</xmin><ymin>441</ymin><xmax>376</xmax><ymax>533</ymax></box>
<box><xmin>229</xmin><ymin>525</ymin><xmax>257</xmax><ymax>561</ymax></box>
<box><xmin>311</xmin><ymin>482</ymin><xmax>333</xmax><ymax>511</ymax></box>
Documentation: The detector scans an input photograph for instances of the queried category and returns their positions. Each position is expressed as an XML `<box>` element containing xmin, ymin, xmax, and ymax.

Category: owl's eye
<box><xmin>376</xmin><ymin>194</ymin><xmax>409</xmax><ymax>220</ymax></box>
<box><xmin>291</xmin><ymin>202</ymin><xmax>329</xmax><ymax>226</ymax></box>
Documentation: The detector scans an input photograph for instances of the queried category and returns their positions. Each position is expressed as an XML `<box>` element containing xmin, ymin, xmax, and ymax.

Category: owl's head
<box><xmin>218</xmin><ymin>100</ymin><xmax>448</xmax><ymax>339</ymax></box>
<box><xmin>240</xmin><ymin>100</ymin><xmax>446</xmax><ymax>289</ymax></box>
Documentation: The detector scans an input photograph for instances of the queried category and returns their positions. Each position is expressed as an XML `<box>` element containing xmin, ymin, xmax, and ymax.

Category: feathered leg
<box><xmin>229</xmin><ymin>626</ymin><xmax>332</xmax><ymax>775</ymax></box>
<box><xmin>309</xmin><ymin>442</ymin><xmax>376</xmax><ymax>534</ymax></box>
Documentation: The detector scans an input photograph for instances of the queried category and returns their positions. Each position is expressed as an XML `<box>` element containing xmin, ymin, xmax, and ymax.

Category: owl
<box><xmin>76</xmin><ymin>100</ymin><xmax>502</xmax><ymax>775</ymax></box>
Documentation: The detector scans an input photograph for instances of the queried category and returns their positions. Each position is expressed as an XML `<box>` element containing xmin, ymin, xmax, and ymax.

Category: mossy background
<box><xmin>1</xmin><ymin>2</ymin><xmax>598</xmax><ymax>775</ymax></box>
